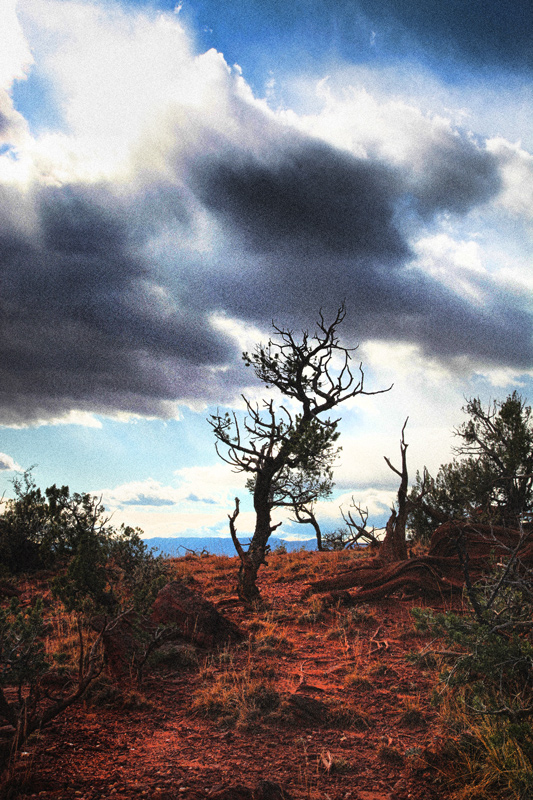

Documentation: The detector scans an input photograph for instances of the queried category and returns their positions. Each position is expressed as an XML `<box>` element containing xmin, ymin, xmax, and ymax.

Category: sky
<box><xmin>0</xmin><ymin>0</ymin><xmax>532</xmax><ymax>543</ymax></box>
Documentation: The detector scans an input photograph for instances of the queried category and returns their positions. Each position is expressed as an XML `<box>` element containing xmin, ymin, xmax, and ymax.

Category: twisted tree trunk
<box><xmin>229</xmin><ymin>495</ymin><xmax>281</xmax><ymax>605</ymax></box>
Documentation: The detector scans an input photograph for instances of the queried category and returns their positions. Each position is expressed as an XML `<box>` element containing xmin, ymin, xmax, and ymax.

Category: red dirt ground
<box><xmin>4</xmin><ymin>549</ymin><xmax>457</xmax><ymax>800</ymax></box>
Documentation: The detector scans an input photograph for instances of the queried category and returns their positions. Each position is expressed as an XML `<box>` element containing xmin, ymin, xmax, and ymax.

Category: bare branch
<box><xmin>228</xmin><ymin>497</ymin><xmax>246</xmax><ymax>560</ymax></box>
<box><xmin>340</xmin><ymin>498</ymin><xmax>380</xmax><ymax>546</ymax></box>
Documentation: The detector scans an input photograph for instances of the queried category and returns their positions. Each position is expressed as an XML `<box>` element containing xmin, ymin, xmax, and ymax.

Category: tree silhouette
<box><xmin>209</xmin><ymin>305</ymin><xmax>391</xmax><ymax>603</ymax></box>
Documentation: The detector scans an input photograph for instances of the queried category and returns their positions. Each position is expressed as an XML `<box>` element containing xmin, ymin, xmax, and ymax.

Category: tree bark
<box><xmin>310</xmin><ymin>515</ymin><xmax>324</xmax><ymax>552</ymax></box>
<box><xmin>236</xmin><ymin>558</ymin><xmax>262</xmax><ymax>605</ymax></box>
<box><xmin>379</xmin><ymin>508</ymin><xmax>408</xmax><ymax>564</ymax></box>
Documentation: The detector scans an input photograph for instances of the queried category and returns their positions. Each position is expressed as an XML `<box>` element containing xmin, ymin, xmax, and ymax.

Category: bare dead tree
<box><xmin>379</xmin><ymin>418</ymin><xmax>411</xmax><ymax>563</ymax></box>
<box><xmin>346</xmin><ymin>419</ymin><xmax>431</xmax><ymax>564</ymax></box>
<box><xmin>340</xmin><ymin>499</ymin><xmax>381</xmax><ymax>548</ymax></box>
<box><xmin>209</xmin><ymin>304</ymin><xmax>391</xmax><ymax>603</ymax></box>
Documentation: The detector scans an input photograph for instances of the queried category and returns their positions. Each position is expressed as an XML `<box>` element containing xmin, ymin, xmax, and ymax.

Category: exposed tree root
<box><xmin>306</xmin><ymin>556</ymin><xmax>469</xmax><ymax>598</ymax></box>
<box><xmin>305</xmin><ymin>521</ymin><xmax>533</xmax><ymax>601</ymax></box>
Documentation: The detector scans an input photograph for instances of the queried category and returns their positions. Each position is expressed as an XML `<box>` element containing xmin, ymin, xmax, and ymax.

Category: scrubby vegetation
<box><xmin>0</xmin><ymin>473</ymin><xmax>168</xmax><ymax>783</ymax></box>
<box><xmin>408</xmin><ymin>391</ymin><xmax>533</xmax><ymax>544</ymax></box>
<box><xmin>412</xmin><ymin>546</ymin><xmax>533</xmax><ymax>800</ymax></box>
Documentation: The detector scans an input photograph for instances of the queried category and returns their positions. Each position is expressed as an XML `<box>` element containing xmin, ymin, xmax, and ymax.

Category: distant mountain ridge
<box><xmin>143</xmin><ymin>536</ymin><xmax>317</xmax><ymax>557</ymax></box>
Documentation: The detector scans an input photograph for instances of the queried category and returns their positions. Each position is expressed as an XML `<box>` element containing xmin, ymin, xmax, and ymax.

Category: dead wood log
<box><xmin>306</xmin><ymin>555</ymin><xmax>477</xmax><ymax>596</ymax></box>
<box><xmin>305</xmin><ymin>566</ymin><xmax>382</xmax><ymax>594</ymax></box>
<box><xmin>347</xmin><ymin>562</ymin><xmax>466</xmax><ymax>603</ymax></box>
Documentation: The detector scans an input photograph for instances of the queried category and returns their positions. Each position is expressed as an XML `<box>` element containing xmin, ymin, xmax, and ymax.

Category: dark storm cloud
<box><xmin>183</xmin><ymin>131</ymin><xmax>527</xmax><ymax>369</ymax></box>
<box><xmin>184</xmin><ymin>134</ymin><xmax>527</xmax><ymax>369</ymax></box>
<box><xmin>0</xmin><ymin>182</ymin><xmax>240</xmax><ymax>425</ymax></box>
<box><xmin>0</xmin><ymin>113</ymin><xmax>530</xmax><ymax>426</ymax></box>
<box><xmin>358</xmin><ymin>272</ymin><xmax>533</xmax><ymax>369</ymax></box>
<box><xmin>192</xmin><ymin>129</ymin><xmax>501</xmax><ymax>248</ymax></box>
<box><xmin>1</xmin><ymin>193</ymin><xmax>215</xmax><ymax>365</ymax></box>
<box><xmin>192</xmin><ymin>241</ymin><xmax>533</xmax><ymax>373</ymax></box>
<box><xmin>409</xmin><ymin>133</ymin><xmax>501</xmax><ymax>216</ymax></box>
<box><xmin>192</xmin><ymin>140</ymin><xmax>409</xmax><ymax>262</ymax></box>
<box><xmin>40</xmin><ymin>185</ymin><xmax>134</xmax><ymax>257</ymax></box>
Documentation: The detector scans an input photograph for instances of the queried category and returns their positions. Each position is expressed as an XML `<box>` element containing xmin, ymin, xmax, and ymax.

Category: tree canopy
<box><xmin>409</xmin><ymin>392</ymin><xmax>533</xmax><ymax>542</ymax></box>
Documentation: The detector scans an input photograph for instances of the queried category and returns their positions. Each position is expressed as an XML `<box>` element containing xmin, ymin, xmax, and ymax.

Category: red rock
<box><xmin>150</xmin><ymin>581</ymin><xmax>243</xmax><ymax>648</ymax></box>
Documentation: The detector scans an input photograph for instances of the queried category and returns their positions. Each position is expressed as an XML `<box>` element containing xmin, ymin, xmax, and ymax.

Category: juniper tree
<box><xmin>409</xmin><ymin>392</ymin><xmax>533</xmax><ymax>542</ymax></box>
<box><xmin>209</xmin><ymin>305</ymin><xmax>390</xmax><ymax>603</ymax></box>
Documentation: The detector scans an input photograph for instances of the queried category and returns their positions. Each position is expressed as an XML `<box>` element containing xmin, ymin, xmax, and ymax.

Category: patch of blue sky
<box><xmin>0</xmin><ymin>144</ymin><xmax>18</xmax><ymax>158</ymax></box>
<box><xmin>11</xmin><ymin>69</ymin><xmax>63</xmax><ymax>137</ymax></box>
<box><xmin>187</xmin><ymin>0</ymin><xmax>531</xmax><ymax>95</ymax></box>
<box><xmin>101</xmin><ymin>0</ymin><xmax>435</xmax><ymax>99</ymax></box>
<box><xmin>0</xmin><ymin>408</ymin><xmax>217</xmax><ymax>497</ymax></box>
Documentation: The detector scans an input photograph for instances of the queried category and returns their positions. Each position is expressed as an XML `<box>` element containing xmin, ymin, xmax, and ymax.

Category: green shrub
<box><xmin>411</xmin><ymin>551</ymin><xmax>533</xmax><ymax>799</ymax></box>
<box><xmin>0</xmin><ymin>598</ymin><xmax>50</xmax><ymax>697</ymax></box>
<box><xmin>0</xmin><ymin>472</ymin><xmax>171</xmax><ymax>776</ymax></box>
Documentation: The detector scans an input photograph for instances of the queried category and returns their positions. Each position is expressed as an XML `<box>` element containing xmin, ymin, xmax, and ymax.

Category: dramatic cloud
<box><xmin>0</xmin><ymin>178</ymin><xmax>244</xmax><ymax>424</ymax></box>
<box><xmin>0</xmin><ymin>0</ymin><xmax>531</xmax><ymax>427</ymax></box>
<box><xmin>191</xmin><ymin>141</ymin><xmax>408</xmax><ymax>259</ymax></box>
<box><xmin>291</xmin><ymin>85</ymin><xmax>503</xmax><ymax>215</ymax></box>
